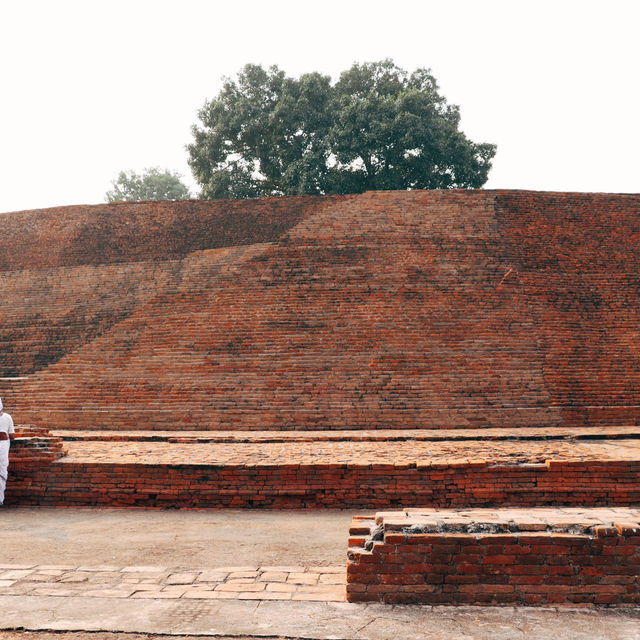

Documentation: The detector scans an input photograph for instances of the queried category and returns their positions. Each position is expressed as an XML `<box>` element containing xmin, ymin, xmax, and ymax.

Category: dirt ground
<box><xmin>0</xmin><ymin>634</ymin><xmax>278</xmax><ymax>640</ymax></box>
<box><xmin>1</xmin><ymin>507</ymin><xmax>354</xmax><ymax>567</ymax></box>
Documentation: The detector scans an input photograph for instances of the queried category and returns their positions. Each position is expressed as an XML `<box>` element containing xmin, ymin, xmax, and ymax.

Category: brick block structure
<box><xmin>5</xmin><ymin>429</ymin><xmax>640</xmax><ymax>508</ymax></box>
<box><xmin>347</xmin><ymin>508</ymin><xmax>640</xmax><ymax>605</ymax></box>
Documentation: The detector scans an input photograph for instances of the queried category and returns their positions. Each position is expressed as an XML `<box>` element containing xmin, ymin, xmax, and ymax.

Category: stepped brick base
<box><xmin>4</xmin><ymin>191</ymin><xmax>640</xmax><ymax>432</ymax></box>
<box><xmin>347</xmin><ymin>508</ymin><xmax>640</xmax><ymax>606</ymax></box>
<box><xmin>6</xmin><ymin>428</ymin><xmax>640</xmax><ymax>509</ymax></box>
<box><xmin>9</xmin><ymin>426</ymin><xmax>66</xmax><ymax>466</ymax></box>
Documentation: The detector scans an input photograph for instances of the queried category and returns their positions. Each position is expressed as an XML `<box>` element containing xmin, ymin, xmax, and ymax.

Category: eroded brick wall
<box><xmin>8</xmin><ymin>426</ymin><xmax>66</xmax><ymax>466</ymax></box>
<box><xmin>347</xmin><ymin>509</ymin><xmax>640</xmax><ymax>605</ymax></box>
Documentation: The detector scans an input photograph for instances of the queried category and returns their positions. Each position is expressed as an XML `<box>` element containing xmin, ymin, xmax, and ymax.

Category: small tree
<box><xmin>106</xmin><ymin>167</ymin><xmax>191</xmax><ymax>202</ymax></box>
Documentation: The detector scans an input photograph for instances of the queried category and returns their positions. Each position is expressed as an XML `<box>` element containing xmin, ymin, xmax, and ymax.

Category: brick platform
<box><xmin>347</xmin><ymin>508</ymin><xmax>640</xmax><ymax>606</ymax></box>
<box><xmin>6</xmin><ymin>427</ymin><xmax>640</xmax><ymax>508</ymax></box>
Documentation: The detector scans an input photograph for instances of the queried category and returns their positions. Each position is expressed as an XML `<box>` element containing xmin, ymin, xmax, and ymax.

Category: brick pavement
<box><xmin>56</xmin><ymin>433</ymin><xmax>640</xmax><ymax>465</ymax></box>
<box><xmin>0</xmin><ymin>564</ymin><xmax>345</xmax><ymax>603</ymax></box>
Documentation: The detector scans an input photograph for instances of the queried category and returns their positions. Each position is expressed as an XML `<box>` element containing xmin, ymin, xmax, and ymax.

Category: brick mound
<box><xmin>348</xmin><ymin>508</ymin><xmax>640</xmax><ymax>605</ymax></box>
<box><xmin>2</xmin><ymin>189</ymin><xmax>640</xmax><ymax>508</ymax></box>
<box><xmin>3</xmin><ymin>190</ymin><xmax>640</xmax><ymax>431</ymax></box>
<box><xmin>0</xmin><ymin>196</ymin><xmax>330</xmax><ymax>378</ymax></box>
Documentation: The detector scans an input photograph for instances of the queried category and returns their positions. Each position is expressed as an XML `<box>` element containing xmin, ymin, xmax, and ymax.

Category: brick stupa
<box><xmin>2</xmin><ymin>190</ymin><xmax>640</xmax><ymax>508</ymax></box>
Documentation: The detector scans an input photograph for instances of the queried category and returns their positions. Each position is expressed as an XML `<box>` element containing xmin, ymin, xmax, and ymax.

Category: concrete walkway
<box><xmin>2</xmin><ymin>507</ymin><xmax>640</xmax><ymax>639</ymax></box>
<box><xmin>3</xmin><ymin>593</ymin><xmax>640</xmax><ymax>639</ymax></box>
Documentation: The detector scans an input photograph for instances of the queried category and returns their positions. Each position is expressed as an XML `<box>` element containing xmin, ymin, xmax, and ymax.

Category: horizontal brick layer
<box><xmin>47</xmin><ymin>436</ymin><xmax>640</xmax><ymax>466</ymax></box>
<box><xmin>48</xmin><ymin>425</ymin><xmax>640</xmax><ymax>443</ymax></box>
<box><xmin>347</xmin><ymin>508</ymin><xmax>640</xmax><ymax>605</ymax></box>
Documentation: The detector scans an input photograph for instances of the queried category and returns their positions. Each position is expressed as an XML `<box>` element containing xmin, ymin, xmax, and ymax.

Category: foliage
<box><xmin>188</xmin><ymin>60</ymin><xmax>496</xmax><ymax>198</ymax></box>
<box><xmin>106</xmin><ymin>167</ymin><xmax>191</xmax><ymax>202</ymax></box>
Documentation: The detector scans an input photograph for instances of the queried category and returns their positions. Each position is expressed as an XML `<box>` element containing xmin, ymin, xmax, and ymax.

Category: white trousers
<box><xmin>0</xmin><ymin>440</ymin><xmax>9</xmax><ymax>505</ymax></box>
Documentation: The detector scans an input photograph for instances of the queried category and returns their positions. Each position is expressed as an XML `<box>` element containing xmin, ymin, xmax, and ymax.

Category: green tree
<box><xmin>188</xmin><ymin>60</ymin><xmax>496</xmax><ymax>199</ymax></box>
<box><xmin>106</xmin><ymin>167</ymin><xmax>191</xmax><ymax>202</ymax></box>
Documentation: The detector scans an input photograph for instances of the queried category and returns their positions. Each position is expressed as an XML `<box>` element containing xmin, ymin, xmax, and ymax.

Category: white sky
<box><xmin>1</xmin><ymin>0</ymin><xmax>638</xmax><ymax>213</ymax></box>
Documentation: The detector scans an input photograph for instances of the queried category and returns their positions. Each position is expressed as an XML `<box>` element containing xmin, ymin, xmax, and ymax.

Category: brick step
<box><xmin>47</xmin><ymin>426</ymin><xmax>640</xmax><ymax>441</ymax></box>
<box><xmin>6</xmin><ymin>442</ymin><xmax>640</xmax><ymax>508</ymax></box>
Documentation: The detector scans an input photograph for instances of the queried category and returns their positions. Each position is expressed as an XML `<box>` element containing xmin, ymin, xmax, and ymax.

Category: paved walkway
<box><xmin>3</xmin><ymin>593</ymin><xmax>640</xmax><ymax>639</ymax></box>
<box><xmin>0</xmin><ymin>563</ymin><xmax>345</xmax><ymax>602</ymax></box>
<box><xmin>2</xmin><ymin>507</ymin><xmax>640</xmax><ymax>638</ymax></box>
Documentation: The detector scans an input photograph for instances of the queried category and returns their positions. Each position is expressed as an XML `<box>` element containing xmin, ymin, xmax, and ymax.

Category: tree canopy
<box><xmin>188</xmin><ymin>60</ymin><xmax>496</xmax><ymax>199</ymax></box>
<box><xmin>106</xmin><ymin>167</ymin><xmax>191</xmax><ymax>202</ymax></box>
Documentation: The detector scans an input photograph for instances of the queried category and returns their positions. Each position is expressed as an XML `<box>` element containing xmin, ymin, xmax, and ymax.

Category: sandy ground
<box><xmin>0</xmin><ymin>507</ymin><xmax>354</xmax><ymax>567</ymax></box>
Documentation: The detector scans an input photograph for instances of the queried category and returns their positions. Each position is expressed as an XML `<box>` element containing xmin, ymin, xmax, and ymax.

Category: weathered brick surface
<box><xmin>0</xmin><ymin>195</ymin><xmax>335</xmax><ymax>377</ymax></box>
<box><xmin>8</xmin><ymin>426</ymin><xmax>66</xmax><ymax>466</ymax></box>
<box><xmin>3</xmin><ymin>189</ymin><xmax>640</xmax><ymax>431</ymax></box>
<box><xmin>347</xmin><ymin>508</ymin><xmax>640</xmax><ymax>605</ymax></box>
<box><xmin>0</xmin><ymin>196</ymin><xmax>336</xmax><ymax>271</ymax></box>
<box><xmin>0</xmin><ymin>191</ymin><xmax>640</xmax><ymax>430</ymax></box>
<box><xmin>6</xmin><ymin>429</ymin><xmax>640</xmax><ymax>508</ymax></box>
<box><xmin>495</xmin><ymin>192</ymin><xmax>640</xmax><ymax>426</ymax></box>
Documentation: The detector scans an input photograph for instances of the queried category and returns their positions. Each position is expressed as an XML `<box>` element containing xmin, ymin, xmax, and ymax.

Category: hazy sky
<box><xmin>1</xmin><ymin>0</ymin><xmax>638</xmax><ymax>213</ymax></box>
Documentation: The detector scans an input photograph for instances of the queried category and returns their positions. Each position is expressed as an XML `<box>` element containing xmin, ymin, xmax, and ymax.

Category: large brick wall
<box><xmin>2</xmin><ymin>190</ymin><xmax>640</xmax><ymax>430</ymax></box>
<box><xmin>0</xmin><ymin>196</ymin><xmax>335</xmax><ymax>377</ymax></box>
<box><xmin>6</xmin><ymin>455</ymin><xmax>640</xmax><ymax>509</ymax></box>
<box><xmin>495</xmin><ymin>192</ymin><xmax>640</xmax><ymax>427</ymax></box>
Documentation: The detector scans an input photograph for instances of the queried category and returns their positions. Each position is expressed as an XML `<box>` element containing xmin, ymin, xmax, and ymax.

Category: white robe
<box><xmin>0</xmin><ymin>439</ymin><xmax>9</xmax><ymax>504</ymax></box>
<box><xmin>0</xmin><ymin>412</ymin><xmax>14</xmax><ymax>505</ymax></box>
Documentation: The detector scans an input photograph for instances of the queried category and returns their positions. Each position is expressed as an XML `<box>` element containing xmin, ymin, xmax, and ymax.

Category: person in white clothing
<box><xmin>0</xmin><ymin>398</ymin><xmax>15</xmax><ymax>505</ymax></box>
